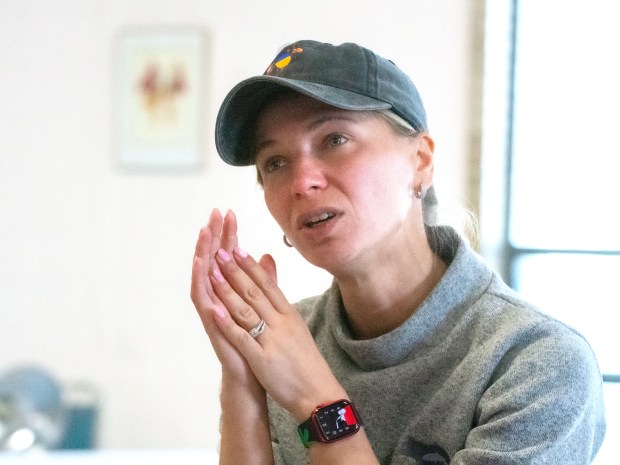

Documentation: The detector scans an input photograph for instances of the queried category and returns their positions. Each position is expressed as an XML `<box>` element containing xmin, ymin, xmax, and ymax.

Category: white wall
<box><xmin>0</xmin><ymin>0</ymin><xmax>481</xmax><ymax>450</ymax></box>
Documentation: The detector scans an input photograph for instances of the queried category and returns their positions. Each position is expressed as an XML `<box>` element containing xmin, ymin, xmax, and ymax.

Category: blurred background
<box><xmin>0</xmin><ymin>0</ymin><xmax>616</xmax><ymax>462</ymax></box>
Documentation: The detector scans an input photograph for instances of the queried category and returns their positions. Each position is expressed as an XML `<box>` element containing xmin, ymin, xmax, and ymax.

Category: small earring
<box><xmin>283</xmin><ymin>234</ymin><xmax>294</xmax><ymax>248</ymax></box>
<box><xmin>414</xmin><ymin>184</ymin><xmax>427</xmax><ymax>200</ymax></box>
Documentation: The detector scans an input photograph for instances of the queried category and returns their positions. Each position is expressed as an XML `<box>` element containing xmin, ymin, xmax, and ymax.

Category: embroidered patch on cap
<box><xmin>265</xmin><ymin>46</ymin><xmax>303</xmax><ymax>75</ymax></box>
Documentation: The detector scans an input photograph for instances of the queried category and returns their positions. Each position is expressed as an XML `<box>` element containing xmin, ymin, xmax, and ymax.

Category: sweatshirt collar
<box><xmin>327</xmin><ymin>236</ymin><xmax>494</xmax><ymax>370</ymax></box>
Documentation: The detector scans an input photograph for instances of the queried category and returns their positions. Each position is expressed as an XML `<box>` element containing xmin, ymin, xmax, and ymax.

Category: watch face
<box><xmin>316</xmin><ymin>400</ymin><xmax>360</xmax><ymax>441</ymax></box>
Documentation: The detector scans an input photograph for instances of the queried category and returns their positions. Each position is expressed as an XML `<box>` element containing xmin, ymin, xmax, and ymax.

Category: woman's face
<box><xmin>254</xmin><ymin>93</ymin><xmax>434</xmax><ymax>274</ymax></box>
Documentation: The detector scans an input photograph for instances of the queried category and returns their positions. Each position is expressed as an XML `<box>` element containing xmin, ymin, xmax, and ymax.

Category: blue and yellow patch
<box><xmin>274</xmin><ymin>52</ymin><xmax>292</xmax><ymax>69</ymax></box>
<box><xmin>265</xmin><ymin>46</ymin><xmax>303</xmax><ymax>74</ymax></box>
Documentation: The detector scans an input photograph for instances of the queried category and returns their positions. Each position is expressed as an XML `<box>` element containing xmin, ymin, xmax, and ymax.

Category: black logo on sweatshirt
<box><xmin>400</xmin><ymin>437</ymin><xmax>450</xmax><ymax>464</ymax></box>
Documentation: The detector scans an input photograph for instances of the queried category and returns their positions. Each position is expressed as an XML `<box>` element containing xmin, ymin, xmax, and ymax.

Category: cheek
<box><xmin>264</xmin><ymin>189</ymin><xmax>290</xmax><ymax>232</ymax></box>
<box><xmin>348</xmin><ymin>158</ymin><xmax>412</xmax><ymax>204</ymax></box>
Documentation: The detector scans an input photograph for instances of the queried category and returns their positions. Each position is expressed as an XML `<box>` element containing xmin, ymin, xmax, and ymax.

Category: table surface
<box><xmin>0</xmin><ymin>449</ymin><xmax>219</xmax><ymax>465</ymax></box>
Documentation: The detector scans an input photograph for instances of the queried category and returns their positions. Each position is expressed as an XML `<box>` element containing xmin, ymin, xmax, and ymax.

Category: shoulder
<box><xmin>468</xmin><ymin>275</ymin><xmax>603</xmax><ymax>407</ymax></box>
<box><xmin>440</xmin><ymin>244</ymin><xmax>602</xmax><ymax>384</ymax></box>
<box><xmin>474</xmin><ymin>274</ymin><xmax>597</xmax><ymax>364</ymax></box>
<box><xmin>465</xmin><ymin>278</ymin><xmax>606</xmax><ymax>462</ymax></box>
<box><xmin>483</xmin><ymin>275</ymin><xmax>591</xmax><ymax>346</ymax></box>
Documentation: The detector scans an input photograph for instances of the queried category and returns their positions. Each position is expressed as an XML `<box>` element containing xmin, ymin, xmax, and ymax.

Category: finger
<box><xmin>258</xmin><ymin>254</ymin><xmax>277</xmax><ymax>285</ymax></box>
<box><xmin>192</xmin><ymin>251</ymin><xmax>243</xmax><ymax>357</ymax></box>
<box><xmin>192</xmin><ymin>226</ymin><xmax>215</xmax><ymax>303</ymax></box>
<box><xmin>212</xmin><ymin>304</ymin><xmax>264</xmax><ymax>360</ymax></box>
<box><xmin>212</xmin><ymin>245</ymin><xmax>284</xmax><ymax>329</ymax></box>
<box><xmin>192</xmin><ymin>226</ymin><xmax>225</xmax><ymax>308</ymax></box>
<box><xmin>201</xmin><ymin>303</ymin><xmax>240</xmax><ymax>356</ymax></box>
<box><xmin>232</xmin><ymin>247</ymin><xmax>292</xmax><ymax>315</ymax></box>
<box><xmin>210</xmin><ymin>249</ymin><xmax>280</xmax><ymax>335</ymax></box>
<box><xmin>193</xmin><ymin>224</ymin><xmax>212</xmax><ymax>260</ymax></box>
<box><xmin>221</xmin><ymin>210</ymin><xmax>239</xmax><ymax>252</ymax></box>
<box><xmin>193</xmin><ymin>294</ymin><xmax>248</xmax><ymax>371</ymax></box>
<box><xmin>211</xmin><ymin>257</ymin><xmax>266</xmax><ymax>331</ymax></box>
<box><xmin>207</xmin><ymin>208</ymin><xmax>224</xmax><ymax>261</ymax></box>
<box><xmin>191</xmin><ymin>254</ymin><xmax>215</xmax><ymax>319</ymax></box>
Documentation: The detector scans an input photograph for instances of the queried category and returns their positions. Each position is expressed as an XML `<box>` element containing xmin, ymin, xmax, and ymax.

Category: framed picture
<box><xmin>115</xmin><ymin>28</ymin><xmax>205</xmax><ymax>171</ymax></box>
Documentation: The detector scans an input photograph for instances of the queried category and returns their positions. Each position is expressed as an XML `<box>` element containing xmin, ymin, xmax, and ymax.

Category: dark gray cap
<box><xmin>215</xmin><ymin>40</ymin><xmax>428</xmax><ymax>166</ymax></box>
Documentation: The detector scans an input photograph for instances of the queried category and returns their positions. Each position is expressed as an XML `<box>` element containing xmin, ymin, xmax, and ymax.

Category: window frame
<box><xmin>480</xmin><ymin>0</ymin><xmax>619</xmax><ymax>384</ymax></box>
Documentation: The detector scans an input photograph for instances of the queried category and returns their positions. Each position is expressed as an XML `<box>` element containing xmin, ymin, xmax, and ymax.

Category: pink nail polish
<box><xmin>234</xmin><ymin>246</ymin><xmax>248</xmax><ymax>258</ymax></box>
<box><xmin>212</xmin><ymin>266</ymin><xmax>225</xmax><ymax>283</ymax></box>
<box><xmin>217</xmin><ymin>248</ymin><xmax>231</xmax><ymax>262</ymax></box>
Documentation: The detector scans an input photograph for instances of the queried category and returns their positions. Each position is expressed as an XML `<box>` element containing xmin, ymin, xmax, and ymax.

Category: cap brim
<box><xmin>215</xmin><ymin>75</ymin><xmax>392</xmax><ymax>166</ymax></box>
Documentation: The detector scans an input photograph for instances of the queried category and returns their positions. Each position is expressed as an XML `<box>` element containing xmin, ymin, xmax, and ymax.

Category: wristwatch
<box><xmin>297</xmin><ymin>399</ymin><xmax>363</xmax><ymax>448</ymax></box>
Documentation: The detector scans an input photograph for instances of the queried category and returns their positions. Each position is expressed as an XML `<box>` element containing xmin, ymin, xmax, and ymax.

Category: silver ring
<box><xmin>248</xmin><ymin>319</ymin><xmax>267</xmax><ymax>338</ymax></box>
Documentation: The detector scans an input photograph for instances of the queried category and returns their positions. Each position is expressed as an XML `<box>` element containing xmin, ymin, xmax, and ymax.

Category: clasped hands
<box><xmin>191</xmin><ymin>209</ymin><xmax>346</xmax><ymax>422</ymax></box>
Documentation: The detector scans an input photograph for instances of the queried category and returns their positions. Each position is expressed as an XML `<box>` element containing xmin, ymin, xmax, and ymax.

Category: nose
<box><xmin>290</xmin><ymin>155</ymin><xmax>327</xmax><ymax>198</ymax></box>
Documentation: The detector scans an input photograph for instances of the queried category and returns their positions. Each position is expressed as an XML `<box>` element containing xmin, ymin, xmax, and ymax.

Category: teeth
<box><xmin>306</xmin><ymin>212</ymin><xmax>334</xmax><ymax>227</ymax></box>
<box><xmin>310</xmin><ymin>213</ymin><xmax>330</xmax><ymax>223</ymax></box>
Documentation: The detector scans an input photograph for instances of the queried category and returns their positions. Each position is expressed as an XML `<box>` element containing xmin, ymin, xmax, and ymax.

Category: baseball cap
<box><xmin>215</xmin><ymin>40</ymin><xmax>428</xmax><ymax>166</ymax></box>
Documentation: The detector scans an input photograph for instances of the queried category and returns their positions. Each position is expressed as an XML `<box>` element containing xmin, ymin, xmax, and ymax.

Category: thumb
<box><xmin>258</xmin><ymin>254</ymin><xmax>277</xmax><ymax>285</ymax></box>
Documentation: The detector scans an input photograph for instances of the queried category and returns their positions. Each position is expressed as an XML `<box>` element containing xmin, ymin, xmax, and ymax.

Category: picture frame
<box><xmin>115</xmin><ymin>28</ymin><xmax>205</xmax><ymax>171</ymax></box>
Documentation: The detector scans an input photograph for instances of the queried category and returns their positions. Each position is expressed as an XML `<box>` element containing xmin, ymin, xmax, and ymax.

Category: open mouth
<box><xmin>304</xmin><ymin>212</ymin><xmax>336</xmax><ymax>228</ymax></box>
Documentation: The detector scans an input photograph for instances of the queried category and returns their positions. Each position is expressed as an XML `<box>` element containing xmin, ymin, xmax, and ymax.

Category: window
<box><xmin>482</xmin><ymin>1</ymin><xmax>617</xmax><ymax>462</ymax></box>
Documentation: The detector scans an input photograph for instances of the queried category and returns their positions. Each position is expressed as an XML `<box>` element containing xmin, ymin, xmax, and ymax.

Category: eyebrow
<box><xmin>308</xmin><ymin>112</ymin><xmax>366</xmax><ymax>130</ymax></box>
<box><xmin>254</xmin><ymin>139</ymin><xmax>276</xmax><ymax>157</ymax></box>
<box><xmin>254</xmin><ymin>112</ymin><xmax>367</xmax><ymax>157</ymax></box>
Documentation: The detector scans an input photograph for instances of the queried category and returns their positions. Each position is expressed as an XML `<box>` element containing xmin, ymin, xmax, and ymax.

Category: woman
<box><xmin>191</xmin><ymin>40</ymin><xmax>605</xmax><ymax>465</ymax></box>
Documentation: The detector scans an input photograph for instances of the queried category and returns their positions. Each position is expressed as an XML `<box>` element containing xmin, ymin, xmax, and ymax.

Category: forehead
<box><xmin>255</xmin><ymin>91</ymin><xmax>374</xmax><ymax>135</ymax></box>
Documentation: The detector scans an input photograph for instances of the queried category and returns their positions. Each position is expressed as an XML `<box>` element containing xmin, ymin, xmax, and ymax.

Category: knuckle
<box><xmin>219</xmin><ymin>284</ymin><xmax>236</xmax><ymax>297</ymax></box>
<box><xmin>244</xmin><ymin>284</ymin><xmax>263</xmax><ymax>300</ymax></box>
<box><xmin>262</xmin><ymin>277</ymin><xmax>278</xmax><ymax>290</ymax></box>
<box><xmin>237</xmin><ymin>304</ymin><xmax>254</xmax><ymax>320</ymax></box>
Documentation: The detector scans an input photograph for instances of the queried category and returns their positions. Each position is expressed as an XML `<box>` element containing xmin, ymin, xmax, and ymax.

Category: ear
<box><xmin>413</xmin><ymin>133</ymin><xmax>435</xmax><ymax>189</ymax></box>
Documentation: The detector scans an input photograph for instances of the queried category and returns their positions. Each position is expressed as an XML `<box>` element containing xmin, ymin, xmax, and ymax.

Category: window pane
<box><xmin>512</xmin><ymin>253</ymin><xmax>620</xmax><ymax>375</ymax></box>
<box><xmin>592</xmin><ymin>382</ymin><xmax>619</xmax><ymax>465</ymax></box>
<box><xmin>509</xmin><ymin>0</ymin><xmax>620</xmax><ymax>250</ymax></box>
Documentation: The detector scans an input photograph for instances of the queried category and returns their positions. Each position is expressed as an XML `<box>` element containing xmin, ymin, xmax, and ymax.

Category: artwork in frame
<box><xmin>115</xmin><ymin>28</ymin><xmax>205</xmax><ymax>171</ymax></box>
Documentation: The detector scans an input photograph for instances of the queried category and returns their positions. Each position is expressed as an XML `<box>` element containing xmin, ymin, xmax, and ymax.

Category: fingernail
<box><xmin>217</xmin><ymin>248</ymin><xmax>231</xmax><ymax>262</ymax></box>
<box><xmin>234</xmin><ymin>246</ymin><xmax>248</xmax><ymax>258</ymax></box>
<box><xmin>212</xmin><ymin>266</ymin><xmax>225</xmax><ymax>283</ymax></box>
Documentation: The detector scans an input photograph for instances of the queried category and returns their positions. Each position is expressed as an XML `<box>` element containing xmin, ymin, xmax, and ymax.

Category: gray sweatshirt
<box><xmin>268</xmin><ymin>234</ymin><xmax>606</xmax><ymax>464</ymax></box>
